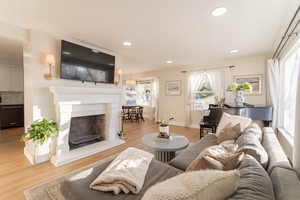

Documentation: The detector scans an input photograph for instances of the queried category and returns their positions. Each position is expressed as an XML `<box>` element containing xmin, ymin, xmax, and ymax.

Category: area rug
<box><xmin>23</xmin><ymin>145</ymin><xmax>155</xmax><ymax>200</ymax></box>
<box><xmin>24</xmin><ymin>155</ymin><xmax>116</xmax><ymax>200</ymax></box>
<box><xmin>24</xmin><ymin>143</ymin><xmax>192</xmax><ymax>199</ymax></box>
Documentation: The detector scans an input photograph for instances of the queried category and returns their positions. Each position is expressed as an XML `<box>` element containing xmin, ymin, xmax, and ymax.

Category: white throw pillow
<box><xmin>216</xmin><ymin>113</ymin><xmax>252</xmax><ymax>136</ymax></box>
<box><xmin>142</xmin><ymin>170</ymin><xmax>240</xmax><ymax>200</ymax></box>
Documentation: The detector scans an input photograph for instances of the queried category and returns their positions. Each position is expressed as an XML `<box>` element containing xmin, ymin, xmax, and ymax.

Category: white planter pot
<box><xmin>235</xmin><ymin>90</ymin><xmax>245</xmax><ymax>107</ymax></box>
<box><xmin>159</xmin><ymin>126</ymin><xmax>170</xmax><ymax>137</ymax></box>
<box><xmin>24</xmin><ymin>139</ymin><xmax>52</xmax><ymax>165</ymax></box>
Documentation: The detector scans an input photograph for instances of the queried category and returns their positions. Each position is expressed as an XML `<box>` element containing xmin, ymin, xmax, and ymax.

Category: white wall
<box><xmin>0</xmin><ymin>22</ymin><xmax>124</xmax><ymax>129</ymax></box>
<box><xmin>125</xmin><ymin>55</ymin><xmax>268</xmax><ymax>127</ymax></box>
<box><xmin>125</xmin><ymin>68</ymin><xmax>187</xmax><ymax>126</ymax></box>
<box><xmin>23</xmin><ymin>30</ymin><xmax>124</xmax><ymax>128</ymax></box>
<box><xmin>0</xmin><ymin>21</ymin><xmax>268</xmax><ymax>130</ymax></box>
<box><xmin>0</xmin><ymin>63</ymin><xmax>24</xmax><ymax>92</ymax></box>
<box><xmin>0</xmin><ymin>21</ymin><xmax>28</xmax><ymax>43</ymax></box>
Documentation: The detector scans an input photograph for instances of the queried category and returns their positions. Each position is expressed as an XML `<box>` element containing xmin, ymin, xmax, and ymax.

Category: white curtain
<box><xmin>186</xmin><ymin>71</ymin><xmax>201</xmax><ymax>126</ymax></box>
<box><xmin>185</xmin><ymin>69</ymin><xmax>226</xmax><ymax>126</ymax></box>
<box><xmin>209</xmin><ymin>70</ymin><xmax>225</xmax><ymax>100</ymax></box>
<box><xmin>294</xmin><ymin>55</ymin><xmax>300</xmax><ymax>176</ymax></box>
<box><xmin>267</xmin><ymin>59</ymin><xmax>281</xmax><ymax>129</ymax></box>
<box><xmin>224</xmin><ymin>68</ymin><xmax>233</xmax><ymax>103</ymax></box>
<box><xmin>152</xmin><ymin>77</ymin><xmax>159</xmax><ymax>121</ymax></box>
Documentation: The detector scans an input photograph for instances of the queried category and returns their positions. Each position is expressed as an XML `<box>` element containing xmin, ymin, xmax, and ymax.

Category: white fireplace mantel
<box><xmin>49</xmin><ymin>86</ymin><xmax>125</xmax><ymax>166</ymax></box>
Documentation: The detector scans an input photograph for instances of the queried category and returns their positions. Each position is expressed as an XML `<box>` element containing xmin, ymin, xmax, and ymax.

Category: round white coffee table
<box><xmin>142</xmin><ymin>133</ymin><xmax>189</xmax><ymax>162</ymax></box>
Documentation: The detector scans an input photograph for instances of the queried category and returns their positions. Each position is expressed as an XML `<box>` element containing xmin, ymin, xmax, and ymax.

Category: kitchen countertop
<box><xmin>0</xmin><ymin>104</ymin><xmax>24</xmax><ymax>106</ymax></box>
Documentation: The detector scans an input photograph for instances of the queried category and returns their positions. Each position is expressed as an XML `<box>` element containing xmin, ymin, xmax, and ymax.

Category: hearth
<box><xmin>69</xmin><ymin>114</ymin><xmax>105</xmax><ymax>150</ymax></box>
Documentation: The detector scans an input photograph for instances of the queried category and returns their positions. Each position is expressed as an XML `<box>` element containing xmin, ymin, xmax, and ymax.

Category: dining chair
<box><xmin>122</xmin><ymin>106</ymin><xmax>131</xmax><ymax>122</ymax></box>
<box><xmin>129</xmin><ymin>106</ymin><xmax>139</xmax><ymax>122</ymax></box>
<box><xmin>138</xmin><ymin>106</ymin><xmax>145</xmax><ymax>122</ymax></box>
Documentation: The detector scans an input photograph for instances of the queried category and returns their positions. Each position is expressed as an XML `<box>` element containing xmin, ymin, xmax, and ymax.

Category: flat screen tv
<box><xmin>60</xmin><ymin>40</ymin><xmax>115</xmax><ymax>84</ymax></box>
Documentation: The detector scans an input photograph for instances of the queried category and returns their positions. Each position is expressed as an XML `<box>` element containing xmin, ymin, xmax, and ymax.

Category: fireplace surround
<box><xmin>49</xmin><ymin>86</ymin><xmax>125</xmax><ymax>166</ymax></box>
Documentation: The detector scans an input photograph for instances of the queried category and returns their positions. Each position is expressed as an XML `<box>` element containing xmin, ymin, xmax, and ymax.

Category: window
<box><xmin>191</xmin><ymin>73</ymin><xmax>215</xmax><ymax>110</ymax></box>
<box><xmin>189</xmin><ymin>71</ymin><xmax>224</xmax><ymax>110</ymax></box>
<box><xmin>280</xmin><ymin>48</ymin><xmax>300</xmax><ymax>136</ymax></box>
<box><xmin>124</xmin><ymin>86</ymin><xmax>137</xmax><ymax>105</ymax></box>
<box><xmin>124</xmin><ymin>80</ymin><xmax>153</xmax><ymax>106</ymax></box>
<box><xmin>136</xmin><ymin>80</ymin><xmax>153</xmax><ymax>106</ymax></box>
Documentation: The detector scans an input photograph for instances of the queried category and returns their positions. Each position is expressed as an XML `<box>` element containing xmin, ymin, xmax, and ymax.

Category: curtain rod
<box><xmin>272</xmin><ymin>5</ymin><xmax>300</xmax><ymax>59</ymax></box>
<box><xmin>180</xmin><ymin>65</ymin><xmax>235</xmax><ymax>73</ymax></box>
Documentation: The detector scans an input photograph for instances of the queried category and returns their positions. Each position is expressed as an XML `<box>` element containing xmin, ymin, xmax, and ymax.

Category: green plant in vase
<box><xmin>227</xmin><ymin>82</ymin><xmax>252</xmax><ymax>92</ymax></box>
<box><xmin>156</xmin><ymin>116</ymin><xmax>175</xmax><ymax>138</ymax></box>
<box><xmin>21</xmin><ymin>119</ymin><xmax>58</xmax><ymax>164</ymax></box>
<box><xmin>21</xmin><ymin>119</ymin><xmax>59</xmax><ymax>145</ymax></box>
<box><xmin>227</xmin><ymin>82</ymin><xmax>252</xmax><ymax>106</ymax></box>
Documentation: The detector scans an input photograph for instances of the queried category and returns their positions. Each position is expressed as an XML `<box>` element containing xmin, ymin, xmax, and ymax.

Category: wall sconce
<box><xmin>117</xmin><ymin>68</ymin><xmax>122</xmax><ymax>76</ymax></box>
<box><xmin>44</xmin><ymin>54</ymin><xmax>55</xmax><ymax>80</ymax></box>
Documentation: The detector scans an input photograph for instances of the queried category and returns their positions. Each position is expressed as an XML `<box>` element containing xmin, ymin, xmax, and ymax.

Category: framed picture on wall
<box><xmin>166</xmin><ymin>80</ymin><xmax>181</xmax><ymax>96</ymax></box>
<box><xmin>233</xmin><ymin>74</ymin><xmax>263</xmax><ymax>95</ymax></box>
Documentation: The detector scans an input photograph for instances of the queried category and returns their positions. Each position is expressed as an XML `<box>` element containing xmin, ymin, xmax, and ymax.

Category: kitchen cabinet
<box><xmin>0</xmin><ymin>65</ymin><xmax>23</xmax><ymax>92</ymax></box>
<box><xmin>0</xmin><ymin>105</ymin><xmax>24</xmax><ymax>129</ymax></box>
<box><xmin>10</xmin><ymin>67</ymin><xmax>24</xmax><ymax>91</ymax></box>
<box><xmin>0</xmin><ymin>66</ymin><xmax>12</xmax><ymax>91</ymax></box>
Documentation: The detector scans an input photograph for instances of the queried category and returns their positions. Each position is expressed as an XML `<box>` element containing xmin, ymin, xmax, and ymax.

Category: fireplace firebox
<box><xmin>69</xmin><ymin>114</ymin><xmax>105</xmax><ymax>150</ymax></box>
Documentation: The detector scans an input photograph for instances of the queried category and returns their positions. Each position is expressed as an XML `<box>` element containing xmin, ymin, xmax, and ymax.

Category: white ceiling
<box><xmin>0</xmin><ymin>0</ymin><xmax>298</xmax><ymax>73</ymax></box>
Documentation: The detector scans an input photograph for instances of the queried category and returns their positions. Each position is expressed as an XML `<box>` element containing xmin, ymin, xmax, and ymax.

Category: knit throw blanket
<box><xmin>90</xmin><ymin>147</ymin><xmax>154</xmax><ymax>195</ymax></box>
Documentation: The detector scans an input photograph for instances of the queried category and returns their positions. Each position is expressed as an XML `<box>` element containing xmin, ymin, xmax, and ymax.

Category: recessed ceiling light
<box><xmin>123</xmin><ymin>41</ymin><xmax>132</xmax><ymax>46</ymax></box>
<box><xmin>230</xmin><ymin>49</ymin><xmax>239</xmax><ymax>54</ymax></box>
<box><xmin>166</xmin><ymin>60</ymin><xmax>173</xmax><ymax>64</ymax></box>
<box><xmin>211</xmin><ymin>7</ymin><xmax>227</xmax><ymax>16</ymax></box>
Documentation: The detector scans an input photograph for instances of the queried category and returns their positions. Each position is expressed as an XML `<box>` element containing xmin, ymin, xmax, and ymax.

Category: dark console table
<box><xmin>199</xmin><ymin>103</ymin><xmax>273</xmax><ymax>138</ymax></box>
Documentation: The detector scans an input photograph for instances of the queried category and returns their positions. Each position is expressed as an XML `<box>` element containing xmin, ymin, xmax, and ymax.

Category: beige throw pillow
<box><xmin>216</xmin><ymin>113</ymin><xmax>252</xmax><ymax>136</ymax></box>
<box><xmin>222</xmin><ymin>152</ymin><xmax>245</xmax><ymax>170</ymax></box>
<box><xmin>186</xmin><ymin>155</ymin><xmax>223</xmax><ymax>171</ymax></box>
<box><xmin>206</xmin><ymin>151</ymin><xmax>244</xmax><ymax>171</ymax></box>
<box><xmin>142</xmin><ymin>170</ymin><xmax>240</xmax><ymax>200</ymax></box>
<box><xmin>186</xmin><ymin>144</ymin><xmax>239</xmax><ymax>171</ymax></box>
<box><xmin>217</xmin><ymin>123</ymin><xmax>241</xmax><ymax>144</ymax></box>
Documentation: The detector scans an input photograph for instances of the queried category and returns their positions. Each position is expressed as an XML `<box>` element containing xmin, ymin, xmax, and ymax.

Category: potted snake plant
<box><xmin>21</xmin><ymin>119</ymin><xmax>58</xmax><ymax>164</ymax></box>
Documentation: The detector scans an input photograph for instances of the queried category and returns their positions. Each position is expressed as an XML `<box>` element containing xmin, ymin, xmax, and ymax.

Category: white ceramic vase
<box><xmin>159</xmin><ymin>125</ymin><xmax>170</xmax><ymax>137</ymax></box>
<box><xmin>235</xmin><ymin>90</ymin><xmax>245</xmax><ymax>107</ymax></box>
<box><xmin>24</xmin><ymin>139</ymin><xmax>52</xmax><ymax>165</ymax></box>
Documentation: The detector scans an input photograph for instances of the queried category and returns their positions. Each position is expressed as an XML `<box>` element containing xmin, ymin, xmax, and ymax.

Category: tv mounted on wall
<box><xmin>60</xmin><ymin>40</ymin><xmax>115</xmax><ymax>84</ymax></box>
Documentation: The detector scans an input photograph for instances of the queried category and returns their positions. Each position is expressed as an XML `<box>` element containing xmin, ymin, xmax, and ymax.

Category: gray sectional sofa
<box><xmin>263</xmin><ymin>128</ymin><xmax>300</xmax><ymax>200</ymax></box>
<box><xmin>25</xmin><ymin>127</ymin><xmax>300</xmax><ymax>200</ymax></box>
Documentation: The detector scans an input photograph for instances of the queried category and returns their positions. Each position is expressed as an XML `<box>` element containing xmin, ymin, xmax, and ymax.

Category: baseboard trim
<box><xmin>169</xmin><ymin>121</ymin><xmax>199</xmax><ymax>129</ymax></box>
<box><xmin>169</xmin><ymin>121</ymin><xmax>185</xmax><ymax>127</ymax></box>
<box><xmin>143</xmin><ymin>114</ymin><xmax>153</xmax><ymax>120</ymax></box>
<box><xmin>188</xmin><ymin>124</ymin><xmax>200</xmax><ymax>129</ymax></box>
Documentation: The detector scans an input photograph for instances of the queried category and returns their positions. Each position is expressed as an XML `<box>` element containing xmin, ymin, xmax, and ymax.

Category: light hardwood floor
<box><xmin>0</xmin><ymin>120</ymin><xmax>199</xmax><ymax>200</ymax></box>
